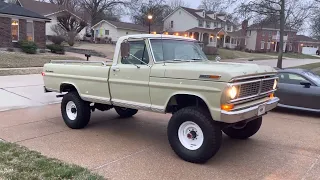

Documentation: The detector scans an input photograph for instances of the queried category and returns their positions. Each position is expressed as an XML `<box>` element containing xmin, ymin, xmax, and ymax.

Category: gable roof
<box><xmin>17</xmin><ymin>0</ymin><xmax>88</xmax><ymax>21</ymax></box>
<box><xmin>248</xmin><ymin>17</ymin><xmax>297</xmax><ymax>31</ymax></box>
<box><xmin>17</xmin><ymin>0</ymin><xmax>61</xmax><ymax>16</ymax></box>
<box><xmin>295</xmin><ymin>35</ymin><xmax>320</xmax><ymax>43</ymax></box>
<box><xmin>92</xmin><ymin>20</ymin><xmax>163</xmax><ymax>33</ymax></box>
<box><xmin>0</xmin><ymin>1</ymin><xmax>49</xmax><ymax>20</ymax></box>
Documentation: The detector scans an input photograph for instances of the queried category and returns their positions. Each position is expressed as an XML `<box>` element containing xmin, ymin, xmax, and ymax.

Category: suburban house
<box><xmin>15</xmin><ymin>0</ymin><xmax>88</xmax><ymax>39</ymax></box>
<box><xmin>162</xmin><ymin>7</ymin><xmax>238</xmax><ymax>48</ymax></box>
<box><xmin>0</xmin><ymin>1</ymin><xmax>49</xmax><ymax>48</ymax></box>
<box><xmin>236</xmin><ymin>17</ymin><xmax>320</xmax><ymax>54</ymax></box>
<box><xmin>91</xmin><ymin>20</ymin><xmax>163</xmax><ymax>43</ymax></box>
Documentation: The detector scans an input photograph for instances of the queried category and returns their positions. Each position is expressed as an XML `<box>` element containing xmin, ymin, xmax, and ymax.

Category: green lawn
<box><xmin>206</xmin><ymin>48</ymin><xmax>320</xmax><ymax>61</ymax></box>
<box><xmin>288</xmin><ymin>62</ymin><xmax>320</xmax><ymax>75</ymax></box>
<box><xmin>0</xmin><ymin>141</ymin><xmax>104</xmax><ymax>180</ymax></box>
<box><xmin>267</xmin><ymin>52</ymin><xmax>320</xmax><ymax>59</ymax></box>
<box><xmin>0</xmin><ymin>51</ymin><xmax>83</xmax><ymax>68</ymax></box>
<box><xmin>207</xmin><ymin>48</ymin><xmax>276</xmax><ymax>61</ymax></box>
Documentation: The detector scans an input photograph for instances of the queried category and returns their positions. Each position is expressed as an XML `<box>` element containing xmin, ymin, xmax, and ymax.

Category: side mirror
<box><xmin>300</xmin><ymin>81</ymin><xmax>311</xmax><ymax>88</ymax></box>
<box><xmin>121</xmin><ymin>41</ymin><xmax>130</xmax><ymax>58</ymax></box>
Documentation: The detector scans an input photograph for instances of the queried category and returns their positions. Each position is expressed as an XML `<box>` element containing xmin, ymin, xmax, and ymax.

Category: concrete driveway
<box><xmin>0</xmin><ymin>104</ymin><xmax>319</xmax><ymax>180</ymax></box>
<box><xmin>0</xmin><ymin>74</ymin><xmax>60</xmax><ymax>111</ymax></box>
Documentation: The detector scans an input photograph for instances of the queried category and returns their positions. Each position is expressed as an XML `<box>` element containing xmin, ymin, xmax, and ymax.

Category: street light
<box><xmin>148</xmin><ymin>15</ymin><xmax>153</xmax><ymax>34</ymax></box>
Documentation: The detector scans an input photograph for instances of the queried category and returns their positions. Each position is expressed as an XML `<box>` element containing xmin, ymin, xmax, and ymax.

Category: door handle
<box><xmin>112</xmin><ymin>67</ymin><xmax>120</xmax><ymax>72</ymax></box>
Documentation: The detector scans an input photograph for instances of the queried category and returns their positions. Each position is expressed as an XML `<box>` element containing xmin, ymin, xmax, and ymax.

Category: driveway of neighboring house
<box><xmin>72</xmin><ymin>43</ymin><xmax>115</xmax><ymax>58</ymax></box>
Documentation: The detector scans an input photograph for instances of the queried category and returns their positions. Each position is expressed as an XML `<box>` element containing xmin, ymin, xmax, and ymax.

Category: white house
<box><xmin>16</xmin><ymin>0</ymin><xmax>88</xmax><ymax>39</ymax></box>
<box><xmin>163</xmin><ymin>7</ymin><xmax>239</xmax><ymax>48</ymax></box>
<box><xmin>91</xmin><ymin>20</ymin><xmax>162</xmax><ymax>42</ymax></box>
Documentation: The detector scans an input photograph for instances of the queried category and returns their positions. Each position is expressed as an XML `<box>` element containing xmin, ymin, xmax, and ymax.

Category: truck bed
<box><xmin>43</xmin><ymin>60</ymin><xmax>112</xmax><ymax>104</ymax></box>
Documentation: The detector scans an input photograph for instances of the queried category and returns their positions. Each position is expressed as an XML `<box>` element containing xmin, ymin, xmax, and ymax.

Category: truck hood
<box><xmin>162</xmin><ymin>61</ymin><xmax>277</xmax><ymax>82</ymax></box>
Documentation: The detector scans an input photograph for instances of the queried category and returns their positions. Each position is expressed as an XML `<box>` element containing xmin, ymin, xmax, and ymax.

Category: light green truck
<box><xmin>43</xmin><ymin>34</ymin><xmax>279</xmax><ymax>164</ymax></box>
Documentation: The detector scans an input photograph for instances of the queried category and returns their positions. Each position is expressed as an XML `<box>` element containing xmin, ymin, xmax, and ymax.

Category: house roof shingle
<box><xmin>17</xmin><ymin>0</ymin><xmax>61</xmax><ymax>16</ymax></box>
<box><xmin>93</xmin><ymin>20</ymin><xmax>163</xmax><ymax>33</ymax></box>
<box><xmin>0</xmin><ymin>1</ymin><xmax>49</xmax><ymax>20</ymax></box>
<box><xmin>295</xmin><ymin>35</ymin><xmax>320</xmax><ymax>43</ymax></box>
<box><xmin>248</xmin><ymin>17</ymin><xmax>297</xmax><ymax>31</ymax></box>
<box><xmin>17</xmin><ymin>0</ymin><xmax>88</xmax><ymax>21</ymax></box>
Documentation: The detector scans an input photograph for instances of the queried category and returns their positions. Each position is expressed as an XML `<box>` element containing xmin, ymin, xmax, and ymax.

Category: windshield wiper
<box><xmin>191</xmin><ymin>58</ymin><xmax>203</xmax><ymax>61</ymax></box>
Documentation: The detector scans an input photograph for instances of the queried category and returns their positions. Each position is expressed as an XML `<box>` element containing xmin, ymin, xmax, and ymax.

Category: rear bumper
<box><xmin>221</xmin><ymin>97</ymin><xmax>279</xmax><ymax>124</ymax></box>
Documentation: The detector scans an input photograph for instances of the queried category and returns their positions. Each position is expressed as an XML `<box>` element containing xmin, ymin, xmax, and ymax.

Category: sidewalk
<box><xmin>0</xmin><ymin>74</ymin><xmax>61</xmax><ymax>111</ymax></box>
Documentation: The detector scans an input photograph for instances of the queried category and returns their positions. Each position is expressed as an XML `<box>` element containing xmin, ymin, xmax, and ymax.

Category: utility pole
<box><xmin>277</xmin><ymin>0</ymin><xmax>285</xmax><ymax>69</ymax></box>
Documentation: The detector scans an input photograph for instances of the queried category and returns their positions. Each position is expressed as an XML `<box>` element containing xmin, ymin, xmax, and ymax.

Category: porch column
<box><xmin>223</xmin><ymin>35</ymin><xmax>226</xmax><ymax>47</ymax></box>
<box><xmin>192</xmin><ymin>32</ymin><xmax>194</xmax><ymax>38</ymax></box>
<box><xmin>274</xmin><ymin>42</ymin><xmax>277</xmax><ymax>52</ymax></box>
<box><xmin>208</xmin><ymin>34</ymin><xmax>210</xmax><ymax>45</ymax></box>
<box><xmin>199</xmin><ymin>32</ymin><xmax>202</xmax><ymax>41</ymax></box>
<box><xmin>215</xmin><ymin>36</ymin><xmax>218</xmax><ymax>47</ymax></box>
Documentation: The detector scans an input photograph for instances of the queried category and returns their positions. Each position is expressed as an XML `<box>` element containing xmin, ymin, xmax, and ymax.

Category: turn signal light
<box><xmin>269</xmin><ymin>93</ymin><xmax>274</xmax><ymax>99</ymax></box>
<box><xmin>221</xmin><ymin>104</ymin><xmax>234</xmax><ymax>111</ymax></box>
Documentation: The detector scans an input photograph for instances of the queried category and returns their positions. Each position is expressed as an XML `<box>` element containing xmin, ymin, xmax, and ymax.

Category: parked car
<box><xmin>275</xmin><ymin>68</ymin><xmax>320</xmax><ymax>112</ymax></box>
<box><xmin>42</xmin><ymin>34</ymin><xmax>279</xmax><ymax>164</ymax></box>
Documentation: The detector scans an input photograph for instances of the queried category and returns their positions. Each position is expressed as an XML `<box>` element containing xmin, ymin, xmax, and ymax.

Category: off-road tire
<box><xmin>222</xmin><ymin>117</ymin><xmax>262</xmax><ymax>139</ymax></box>
<box><xmin>114</xmin><ymin>107</ymin><xmax>138</xmax><ymax>118</ymax></box>
<box><xmin>167</xmin><ymin>106</ymin><xmax>222</xmax><ymax>164</ymax></box>
<box><xmin>61</xmin><ymin>92</ymin><xmax>91</xmax><ymax>129</ymax></box>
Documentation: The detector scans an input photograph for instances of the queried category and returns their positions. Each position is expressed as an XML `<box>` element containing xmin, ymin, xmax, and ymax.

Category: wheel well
<box><xmin>60</xmin><ymin>83</ymin><xmax>77</xmax><ymax>93</ymax></box>
<box><xmin>165</xmin><ymin>94</ymin><xmax>210</xmax><ymax>114</ymax></box>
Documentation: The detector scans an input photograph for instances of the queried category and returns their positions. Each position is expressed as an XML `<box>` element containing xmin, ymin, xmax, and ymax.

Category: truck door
<box><xmin>109</xmin><ymin>39</ymin><xmax>152</xmax><ymax>110</ymax></box>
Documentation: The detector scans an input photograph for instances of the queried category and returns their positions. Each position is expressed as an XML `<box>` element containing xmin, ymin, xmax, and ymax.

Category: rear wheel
<box><xmin>222</xmin><ymin>117</ymin><xmax>262</xmax><ymax>139</ymax></box>
<box><xmin>114</xmin><ymin>107</ymin><xmax>138</xmax><ymax>118</ymax></box>
<box><xmin>61</xmin><ymin>92</ymin><xmax>91</xmax><ymax>129</ymax></box>
<box><xmin>167</xmin><ymin>107</ymin><xmax>222</xmax><ymax>164</ymax></box>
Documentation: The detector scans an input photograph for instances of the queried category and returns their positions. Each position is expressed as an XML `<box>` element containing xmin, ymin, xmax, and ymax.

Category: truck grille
<box><xmin>236</xmin><ymin>78</ymin><xmax>276</xmax><ymax>100</ymax></box>
<box><xmin>238</xmin><ymin>81</ymin><xmax>260</xmax><ymax>98</ymax></box>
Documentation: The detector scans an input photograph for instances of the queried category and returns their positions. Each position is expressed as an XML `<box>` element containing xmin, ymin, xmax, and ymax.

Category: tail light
<box><xmin>41</xmin><ymin>72</ymin><xmax>45</xmax><ymax>76</ymax></box>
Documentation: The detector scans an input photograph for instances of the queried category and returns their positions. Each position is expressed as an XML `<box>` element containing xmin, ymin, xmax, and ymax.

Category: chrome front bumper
<box><xmin>221</xmin><ymin>97</ymin><xmax>279</xmax><ymax>124</ymax></box>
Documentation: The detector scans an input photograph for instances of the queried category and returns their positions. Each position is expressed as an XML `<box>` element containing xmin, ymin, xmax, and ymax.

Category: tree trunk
<box><xmin>277</xmin><ymin>0</ymin><xmax>285</xmax><ymax>69</ymax></box>
<box><xmin>67</xmin><ymin>31</ymin><xmax>76</xmax><ymax>46</ymax></box>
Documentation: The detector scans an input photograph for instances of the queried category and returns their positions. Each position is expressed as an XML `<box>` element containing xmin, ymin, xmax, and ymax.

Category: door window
<box><xmin>278</xmin><ymin>73</ymin><xmax>310</xmax><ymax>85</ymax></box>
<box><xmin>121</xmin><ymin>40</ymin><xmax>149</xmax><ymax>65</ymax></box>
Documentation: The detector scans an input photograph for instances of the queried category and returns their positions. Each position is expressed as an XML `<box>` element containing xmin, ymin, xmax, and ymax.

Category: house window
<box><xmin>26</xmin><ymin>21</ymin><xmax>33</xmax><ymax>41</ymax></box>
<box><xmin>198</xmin><ymin>20</ymin><xmax>203</xmax><ymax>27</ymax></box>
<box><xmin>227</xmin><ymin>26</ymin><xmax>231</xmax><ymax>31</ymax></box>
<box><xmin>170</xmin><ymin>21</ymin><xmax>174</xmax><ymax>28</ymax></box>
<box><xmin>11</xmin><ymin>20</ymin><xmax>19</xmax><ymax>41</ymax></box>
<box><xmin>262</xmin><ymin>31</ymin><xmax>266</xmax><ymax>36</ymax></box>
<box><xmin>206</xmin><ymin>21</ymin><xmax>210</xmax><ymax>28</ymax></box>
<box><xmin>105</xmin><ymin>30</ymin><xmax>109</xmax><ymax>35</ymax></box>
<box><xmin>267</xmin><ymin>41</ymin><xmax>271</xmax><ymax>49</ymax></box>
<box><xmin>126</xmin><ymin>32</ymin><xmax>129</xmax><ymax>35</ymax></box>
<box><xmin>261</xmin><ymin>41</ymin><xmax>265</xmax><ymax>49</ymax></box>
<box><xmin>213</xmin><ymin>22</ymin><xmax>217</xmax><ymax>27</ymax></box>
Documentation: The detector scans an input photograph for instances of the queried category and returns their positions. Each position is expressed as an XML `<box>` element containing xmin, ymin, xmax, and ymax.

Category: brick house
<box><xmin>0</xmin><ymin>1</ymin><xmax>50</xmax><ymax>48</ymax></box>
<box><xmin>237</xmin><ymin>17</ymin><xmax>320</xmax><ymax>53</ymax></box>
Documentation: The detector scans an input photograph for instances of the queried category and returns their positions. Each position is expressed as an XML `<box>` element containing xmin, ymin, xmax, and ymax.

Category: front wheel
<box><xmin>61</xmin><ymin>92</ymin><xmax>91</xmax><ymax>129</ymax></box>
<box><xmin>222</xmin><ymin>117</ymin><xmax>262</xmax><ymax>139</ymax></box>
<box><xmin>114</xmin><ymin>106</ymin><xmax>138</xmax><ymax>118</ymax></box>
<box><xmin>167</xmin><ymin>107</ymin><xmax>222</xmax><ymax>164</ymax></box>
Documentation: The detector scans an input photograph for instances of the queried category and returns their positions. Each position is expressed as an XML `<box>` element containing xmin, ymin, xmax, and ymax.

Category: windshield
<box><xmin>302</xmin><ymin>71</ymin><xmax>320</xmax><ymax>86</ymax></box>
<box><xmin>150</xmin><ymin>39</ymin><xmax>208</xmax><ymax>62</ymax></box>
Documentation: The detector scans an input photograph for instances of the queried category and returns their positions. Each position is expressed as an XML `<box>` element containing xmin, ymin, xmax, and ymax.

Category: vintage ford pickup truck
<box><xmin>43</xmin><ymin>34</ymin><xmax>279</xmax><ymax>164</ymax></box>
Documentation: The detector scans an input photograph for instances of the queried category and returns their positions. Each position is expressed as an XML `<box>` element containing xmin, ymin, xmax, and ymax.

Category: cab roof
<box><xmin>118</xmin><ymin>34</ymin><xmax>197</xmax><ymax>42</ymax></box>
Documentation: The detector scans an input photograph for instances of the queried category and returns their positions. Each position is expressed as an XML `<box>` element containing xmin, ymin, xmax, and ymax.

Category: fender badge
<box><xmin>199</xmin><ymin>75</ymin><xmax>221</xmax><ymax>79</ymax></box>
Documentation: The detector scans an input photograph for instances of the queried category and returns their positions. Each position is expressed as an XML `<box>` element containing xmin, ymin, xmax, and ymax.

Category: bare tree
<box><xmin>80</xmin><ymin>0</ymin><xmax>136</xmax><ymax>25</ymax></box>
<box><xmin>198</xmin><ymin>0</ymin><xmax>225</xmax><ymax>12</ymax></box>
<box><xmin>57</xmin><ymin>12</ymin><xmax>87</xmax><ymax>46</ymax></box>
<box><xmin>237</xmin><ymin>0</ymin><xmax>315</xmax><ymax>68</ymax></box>
<box><xmin>168</xmin><ymin>0</ymin><xmax>189</xmax><ymax>10</ymax></box>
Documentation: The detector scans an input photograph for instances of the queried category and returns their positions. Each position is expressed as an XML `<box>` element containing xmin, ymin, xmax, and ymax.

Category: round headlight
<box><xmin>229</xmin><ymin>86</ymin><xmax>238</xmax><ymax>99</ymax></box>
<box><xmin>273</xmin><ymin>79</ymin><xmax>278</xmax><ymax>89</ymax></box>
